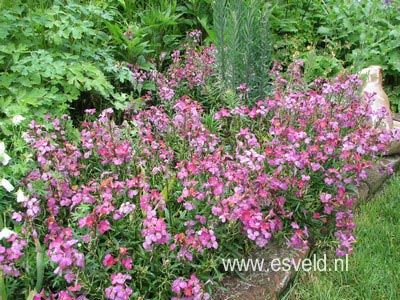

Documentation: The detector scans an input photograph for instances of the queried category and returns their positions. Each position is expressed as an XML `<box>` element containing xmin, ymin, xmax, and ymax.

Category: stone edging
<box><xmin>213</xmin><ymin>155</ymin><xmax>400</xmax><ymax>300</ymax></box>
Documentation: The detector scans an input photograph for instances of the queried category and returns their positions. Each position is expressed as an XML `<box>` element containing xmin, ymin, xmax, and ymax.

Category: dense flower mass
<box><xmin>0</xmin><ymin>230</ymin><xmax>27</xmax><ymax>277</ymax></box>
<box><xmin>1</xmin><ymin>33</ymin><xmax>398</xmax><ymax>299</ymax></box>
<box><xmin>171</xmin><ymin>274</ymin><xmax>210</xmax><ymax>300</ymax></box>
<box><xmin>105</xmin><ymin>273</ymin><xmax>133</xmax><ymax>300</ymax></box>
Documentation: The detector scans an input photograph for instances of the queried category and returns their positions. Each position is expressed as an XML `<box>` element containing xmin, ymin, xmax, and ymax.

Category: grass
<box><xmin>281</xmin><ymin>173</ymin><xmax>400</xmax><ymax>300</ymax></box>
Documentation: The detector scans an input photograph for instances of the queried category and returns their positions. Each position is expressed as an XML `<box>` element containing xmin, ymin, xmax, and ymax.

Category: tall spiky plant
<box><xmin>212</xmin><ymin>0</ymin><xmax>272</xmax><ymax>104</ymax></box>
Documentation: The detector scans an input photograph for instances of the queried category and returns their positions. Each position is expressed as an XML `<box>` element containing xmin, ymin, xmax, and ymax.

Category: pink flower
<box><xmin>121</xmin><ymin>257</ymin><xmax>132</xmax><ymax>270</ymax></box>
<box><xmin>172</xmin><ymin>274</ymin><xmax>210</xmax><ymax>299</ymax></box>
<box><xmin>67</xmin><ymin>284</ymin><xmax>81</xmax><ymax>292</ymax></box>
<box><xmin>103</xmin><ymin>254</ymin><xmax>116</xmax><ymax>267</ymax></box>
<box><xmin>320</xmin><ymin>193</ymin><xmax>332</xmax><ymax>203</ymax></box>
<box><xmin>105</xmin><ymin>273</ymin><xmax>132</xmax><ymax>300</ymax></box>
<box><xmin>97</xmin><ymin>220</ymin><xmax>111</xmax><ymax>234</ymax></box>
<box><xmin>159</xmin><ymin>86</ymin><xmax>175</xmax><ymax>101</ymax></box>
<box><xmin>142</xmin><ymin>210</ymin><xmax>171</xmax><ymax>251</ymax></box>
<box><xmin>213</xmin><ymin>183</ymin><xmax>223</xmax><ymax>195</ymax></box>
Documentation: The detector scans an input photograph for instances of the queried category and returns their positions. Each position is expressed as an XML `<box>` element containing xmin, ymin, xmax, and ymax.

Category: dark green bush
<box><xmin>0</xmin><ymin>1</ymin><xmax>147</xmax><ymax>135</ymax></box>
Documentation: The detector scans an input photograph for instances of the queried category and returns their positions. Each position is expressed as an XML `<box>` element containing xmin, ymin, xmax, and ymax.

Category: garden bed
<box><xmin>2</xmin><ymin>1</ymin><xmax>400</xmax><ymax>299</ymax></box>
<box><xmin>214</xmin><ymin>155</ymin><xmax>400</xmax><ymax>300</ymax></box>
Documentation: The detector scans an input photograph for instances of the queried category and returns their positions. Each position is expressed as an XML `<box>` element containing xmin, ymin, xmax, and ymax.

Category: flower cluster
<box><xmin>171</xmin><ymin>227</ymin><xmax>218</xmax><ymax>261</ymax></box>
<box><xmin>215</xmin><ymin>60</ymin><xmax>397</xmax><ymax>254</ymax></box>
<box><xmin>142</xmin><ymin>209</ymin><xmax>171</xmax><ymax>251</ymax></box>
<box><xmin>172</xmin><ymin>274</ymin><xmax>210</xmax><ymax>300</ymax></box>
<box><xmin>46</xmin><ymin>222</ymin><xmax>85</xmax><ymax>279</ymax></box>
<box><xmin>81</xmin><ymin>108</ymin><xmax>132</xmax><ymax>165</ymax></box>
<box><xmin>0</xmin><ymin>229</ymin><xmax>27</xmax><ymax>276</ymax></box>
<box><xmin>33</xmin><ymin>288</ymin><xmax>88</xmax><ymax>300</ymax></box>
<box><xmin>166</xmin><ymin>31</ymin><xmax>215</xmax><ymax>90</ymax></box>
<box><xmin>105</xmin><ymin>273</ymin><xmax>133</xmax><ymax>300</ymax></box>
<box><xmin>149</xmin><ymin>30</ymin><xmax>216</xmax><ymax>103</ymax></box>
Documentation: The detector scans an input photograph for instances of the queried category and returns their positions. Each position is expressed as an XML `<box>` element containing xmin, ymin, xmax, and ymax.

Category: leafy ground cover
<box><xmin>281</xmin><ymin>173</ymin><xmax>400</xmax><ymax>300</ymax></box>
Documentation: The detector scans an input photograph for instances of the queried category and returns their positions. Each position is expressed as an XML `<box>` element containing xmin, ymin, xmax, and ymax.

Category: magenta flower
<box><xmin>121</xmin><ymin>257</ymin><xmax>132</xmax><ymax>270</ymax></box>
<box><xmin>105</xmin><ymin>273</ymin><xmax>133</xmax><ymax>300</ymax></box>
<box><xmin>172</xmin><ymin>274</ymin><xmax>210</xmax><ymax>300</ymax></box>
<box><xmin>97</xmin><ymin>220</ymin><xmax>111</xmax><ymax>234</ymax></box>
<box><xmin>103</xmin><ymin>254</ymin><xmax>116</xmax><ymax>267</ymax></box>
<box><xmin>142</xmin><ymin>210</ymin><xmax>171</xmax><ymax>251</ymax></box>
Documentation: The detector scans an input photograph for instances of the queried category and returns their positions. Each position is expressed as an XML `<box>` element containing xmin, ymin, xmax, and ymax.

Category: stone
<box><xmin>213</xmin><ymin>241</ymin><xmax>309</xmax><ymax>300</ymax></box>
<box><xmin>355</xmin><ymin>182</ymin><xmax>369</xmax><ymax>204</ymax></box>
<box><xmin>365</xmin><ymin>155</ymin><xmax>400</xmax><ymax>195</ymax></box>
<box><xmin>360</xmin><ymin>65</ymin><xmax>400</xmax><ymax>154</ymax></box>
<box><xmin>360</xmin><ymin>65</ymin><xmax>393</xmax><ymax>130</ymax></box>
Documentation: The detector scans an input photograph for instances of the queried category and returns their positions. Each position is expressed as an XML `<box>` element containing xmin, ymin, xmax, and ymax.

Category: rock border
<box><xmin>213</xmin><ymin>155</ymin><xmax>400</xmax><ymax>300</ymax></box>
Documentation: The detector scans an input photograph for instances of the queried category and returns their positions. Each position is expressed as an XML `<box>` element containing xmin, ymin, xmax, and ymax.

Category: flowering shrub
<box><xmin>1</xmin><ymin>57</ymin><xmax>398</xmax><ymax>299</ymax></box>
<box><xmin>215</xmin><ymin>60</ymin><xmax>398</xmax><ymax>255</ymax></box>
<box><xmin>131</xmin><ymin>30</ymin><xmax>216</xmax><ymax>107</ymax></box>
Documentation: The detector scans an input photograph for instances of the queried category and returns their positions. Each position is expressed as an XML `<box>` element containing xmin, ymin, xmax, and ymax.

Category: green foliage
<box><xmin>270</xmin><ymin>0</ymin><xmax>400</xmax><ymax>109</ymax></box>
<box><xmin>300</xmin><ymin>48</ymin><xmax>344</xmax><ymax>81</ymax></box>
<box><xmin>107</xmin><ymin>0</ymin><xmax>213</xmax><ymax>58</ymax></box>
<box><xmin>178</xmin><ymin>0</ymin><xmax>213</xmax><ymax>30</ymax></box>
<box><xmin>317</xmin><ymin>0</ymin><xmax>400</xmax><ymax>110</ymax></box>
<box><xmin>138</xmin><ymin>0</ymin><xmax>184</xmax><ymax>55</ymax></box>
<box><xmin>104</xmin><ymin>21</ymin><xmax>152</xmax><ymax>63</ymax></box>
<box><xmin>270</xmin><ymin>0</ymin><xmax>326</xmax><ymax>64</ymax></box>
<box><xmin>211</xmin><ymin>0</ymin><xmax>273</xmax><ymax>103</ymax></box>
<box><xmin>0</xmin><ymin>1</ymin><xmax>147</xmax><ymax>132</ymax></box>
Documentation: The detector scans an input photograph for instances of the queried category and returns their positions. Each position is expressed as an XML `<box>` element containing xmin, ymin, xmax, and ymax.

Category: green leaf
<box><xmin>35</xmin><ymin>243</ymin><xmax>45</xmax><ymax>293</ymax></box>
<box><xmin>0</xmin><ymin>274</ymin><xmax>7</xmax><ymax>300</ymax></box>
<box><xmin>143</xmin><ymin>81</ymin><xmax>156</xmax><ymax>91</ymax></box>
<box><xmin>317</xmin><ymin>26</ymin><xmax>332</xmax><ymax>36</ymax></box>
<box><xmin>17</xmin><ymin>88</ymin><xmax>48</xmax><ymax>107</ymax></box>
<box><xmin>198</xmin><ymin>16</ymin><xmax>215</xmax><ymax>42</ymax></box>
<box><xmin>389</xmin><ymin>28</ymin><xmax>400</xmax><ymax>39</ymax></box>
<box><xmin>389</xmin><ymin>52</ymin><xmax>400</xmax><ymax>73</ymax></box>
<box><xmin>0</xmin><ymin>26</ymin><xmax>9</xmax><ymax>40</ymax></box>
<box><xmin>0</xmin><ymin>120</ymin><xmax>13</xmax><ymax>136</ymax></box>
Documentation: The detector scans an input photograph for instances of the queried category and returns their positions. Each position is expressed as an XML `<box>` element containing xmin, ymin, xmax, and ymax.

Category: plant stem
<box><xmin>35</xmin><ymin>244</ymin><xmax>44</xmax><ymax>293</ymax></box>
<box><xmin>0</xmin><ymin>273</ymin><xmax>7</xmax><ymax>300</ymax></box>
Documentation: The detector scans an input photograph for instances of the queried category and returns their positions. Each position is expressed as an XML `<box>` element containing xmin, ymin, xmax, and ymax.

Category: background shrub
<box><xmin>210</xmin><ymin>0</ymin><xmax>273</xmax><ymax>104</ymax></box>
<box><xmin>0</xmin><ymin>3</ymin><xmax>109</xmax><ymax>121</ymax></box>
<box><xmin>270</xmin><ymin>0</ymin><xmax>400</xmax><ymax>109</ymax></box>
